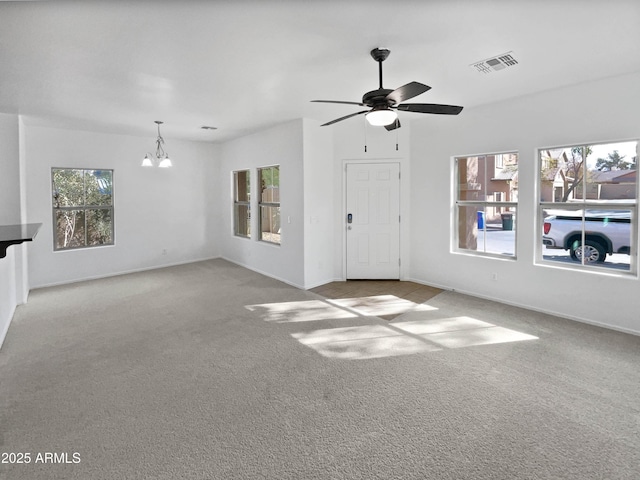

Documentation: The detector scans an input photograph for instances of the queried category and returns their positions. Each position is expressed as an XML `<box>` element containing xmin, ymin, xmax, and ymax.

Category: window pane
<box><xmin>261</xmin><ymin>166</ymin><xmax>280</xmax><ymax>190</ymax></box>
<box><xmin>588</xmin><ymin>142</ymin><xmax>637</xmax><ymax>201</ymax></box>
<box><xmin>539</xmin><ymin>149</ymin><xmax>563</xmax><ymax>202</ymax></box>
<box><xmin>457</xmin><ymin>206</ymin><xmax>516</xmax><ymax>256</ymax></box>
<box><xmin>484</xmin><ymin>209</ymin><xmax>516</xmax><ymax>256</ymax></box>
<box><xmin>456</xmin><ymin>153</ymin><xmax>518</xmax><ymax>258</ymax></box>
<box><xmin>234</xmin><ymin>170</ymin><xmax>250</xmax><ymax>202</ymax></box>
<box><xmin>542</xmin><ymin>207</ymin><xmax>631</xmax><ymax>271</ymax></box>
<box><xmin>85</xmin><ymin>170</ymin><xmax>113</xmax><ymax>206</ymax></box>
<box><xmin>539</xmin><ymin>148</ymin><xmax>586</xmax><ymax>202</ymax></box>
<box><xmin>457</xmin><ymin>156</ymin><xmax>485</xmax><ymax>200</ymax></box>
<box><xmin>457</xmin><ymin>205</ymin><xmax>481</xmax><ymax>251</ymax></box>
<box><xmin>53</xmin><ymin>168</ymin><xmax>85</xmax><ymax>206</ymax></box>
<box><xmin>55</xmin><ymin>209</ymin><xmax>85</xmax><ymax>249</ymax></box>
<box><xmin>544</xmin><ymin>142</ymin><xmax>639</xmax><ymax>202</ymax></box>
<box><xmin>260</xmin><ymin>205</ymin><xmax>280</xmax><ymax>244</ymax></box>
<box><xmin>234</xmin><ymin>204</ymin><xmax>251</xmax><ymax>237</ymax></box>
<box><xmin>489</xmin><ymin>153</ymin><xmax>518</xmax><ymax>202</ymax></box>
<box><xmin>260</xmin><ymin>167</ymin><xmax>280</xmax><ymax>202</ymax></box>
<box><xmin>86</xmin><ymin>208</ymin><xmax>113</xmax><ymax>246</ymax></box>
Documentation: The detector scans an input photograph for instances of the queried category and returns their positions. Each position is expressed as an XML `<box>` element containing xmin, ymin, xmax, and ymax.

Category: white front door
<box><xmin>346</xmin><ymin>162</ymin><xmax>400</xmax><ymax>279</ymax></box>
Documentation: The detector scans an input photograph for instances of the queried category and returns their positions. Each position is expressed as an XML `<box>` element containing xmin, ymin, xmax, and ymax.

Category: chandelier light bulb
<box><xmin>158</xmin><ymin>156</ymin><xmax>172</xmax><ymax>168</ymax></box>
<box><xmin>141</xmin><ymin>154</ymin><xmax>154</xmax><ymax>167</ymax></box>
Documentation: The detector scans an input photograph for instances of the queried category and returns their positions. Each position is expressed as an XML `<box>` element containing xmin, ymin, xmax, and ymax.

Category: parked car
<box><xmin>542</xmin><ymin>210</ymin><xmax>631</xmax><ymax>264</ymax></box>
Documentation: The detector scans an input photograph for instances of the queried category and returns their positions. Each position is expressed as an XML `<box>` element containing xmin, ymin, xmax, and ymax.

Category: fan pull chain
<box><xmin>364</xmin><ymin>116</ymin><xmax>367</xmax><ymax>153</ymax></box>
<box><xmin>396</xmin><ymin>119</ymin><xmax>399</xmax><ymax>151</ymax></box>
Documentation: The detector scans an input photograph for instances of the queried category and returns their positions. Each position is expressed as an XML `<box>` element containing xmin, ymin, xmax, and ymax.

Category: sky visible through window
<box><xmin>586</xmin><ymin>141</ymin><xmax>637</xmax><ymax>168</ymax></box>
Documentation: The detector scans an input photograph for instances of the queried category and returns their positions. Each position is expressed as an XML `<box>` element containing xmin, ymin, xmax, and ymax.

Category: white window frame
<box><xmin>232</xmin><ymin>169</ymin><xmax>251</xmax><ymax>239</ymax></box>
<box><xmin>454</xmin><ymin>152</ymin><xmax>518</xmax><ymax>259</ymax></box>
<box><xmin>258</xmin><ymin>165</ymin><xmax>281</xmax><ymax>245</ymax></box>
<box><xmin>536</xmin><ymin>140</ymin><xmax>638</xmax><ymax>275</ymax></box>
<box><xmin>51</xmin><ymin>168</ymin><xmax>114</xmax><ymax>251</ymax></box>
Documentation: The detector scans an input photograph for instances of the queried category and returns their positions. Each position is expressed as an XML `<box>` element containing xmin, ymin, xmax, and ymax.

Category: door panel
<box><xmin>346</xmin><ymin>163</ymin><xmax>400</xmax><ymax>279</ymax></box>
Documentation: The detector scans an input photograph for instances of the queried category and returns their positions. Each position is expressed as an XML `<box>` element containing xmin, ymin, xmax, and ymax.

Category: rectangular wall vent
<box><xmin>472</xmin><ymin>52</ymin><xmax>518</xmax><ymax>74</ymax></box>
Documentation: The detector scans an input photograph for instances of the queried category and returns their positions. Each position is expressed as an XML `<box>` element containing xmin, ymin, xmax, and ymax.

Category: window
<box><xmin>52</xmin><ymin>168</ymin><xmax>114</xmax><ymax>251</ymax></box>
<box><xmin>233</xmin><ymin>170</ymin><xmax>251</xmax><ymax>238</ymax></box>
<box><xmin>258</xmin><ymin>165</ymin><xmax>280</xmax><ymax>244</ymax></box>
<box><xmin>538</xmin><ymin>141</ymin><xmax>638</xmax><ymax>272</ymax></box>
<box><xmin>455</xmin><ymin>153</ymin><xmax>518</xmax><ymax>257</ymax></box>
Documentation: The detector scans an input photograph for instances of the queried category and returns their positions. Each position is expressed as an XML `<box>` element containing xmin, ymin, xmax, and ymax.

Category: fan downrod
<box><xmin>370</xmin><ymin>48</ymin><xmax>390</xmax><ymax>62</ymax></box>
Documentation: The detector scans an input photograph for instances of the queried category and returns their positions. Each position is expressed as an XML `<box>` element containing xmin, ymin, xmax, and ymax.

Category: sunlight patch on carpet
<box><xmin>327</xmin><ymin>295</ymin><xmax>438</xmax><ymax>317</ymax></box>
<box><xmin>291</xmin><ymin>325</ymin><xmax>441</xmax><ymax>359</ymax></box>
<box><xmin>248</xmin><ymin>299</ymin><xmax>538</xmax><ymax>360</ymax></box>
<box><xmin>246</xmin><ymin>300</ymin><xmax>357</xmax><ymax>323</ymax></box>
<box><xmin>393</xmin><ymin>316</ymin><xmax>539</xmax><ymax>349</ymax></box>
<box><xmin>292</xmin><ymin>316</ymin><xmax>537</xmax><ymax>360</ymax></box>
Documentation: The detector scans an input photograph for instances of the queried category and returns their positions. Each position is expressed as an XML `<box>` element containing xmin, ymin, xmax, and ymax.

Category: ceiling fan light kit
<box><xmin>366</xmin><ymin>107</ymin><xmax>397</xmax><ymax>126</ymax></box>
<box><xmin>312</xmin><ymin>48</ymin><xmax>463</xmax><ymax>130</ymax></box>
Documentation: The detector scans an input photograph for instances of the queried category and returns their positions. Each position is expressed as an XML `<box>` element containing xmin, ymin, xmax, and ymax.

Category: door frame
<box><xmin>341</xmin><ymin>158</ymin><xmax>409</xmax><ymax>281</ymax></box>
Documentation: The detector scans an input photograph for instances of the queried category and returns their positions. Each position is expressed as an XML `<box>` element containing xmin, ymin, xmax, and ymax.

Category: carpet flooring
<box><xmin>1</xmin><ymin>259</ymin><xmax>639</xmax><ymax>479</ymax></box>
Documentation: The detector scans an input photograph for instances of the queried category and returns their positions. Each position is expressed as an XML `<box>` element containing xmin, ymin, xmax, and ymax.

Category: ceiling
<box><xmin>1</xmin><ymin>0</ymin><xmax>639</xmax><ymax>143</ymax></box>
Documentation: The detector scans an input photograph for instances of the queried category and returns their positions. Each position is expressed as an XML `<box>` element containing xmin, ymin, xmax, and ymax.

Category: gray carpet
<box><xmin>1</xmin><ymin>259</ymin><xmax>639</xmax><ymax>479</ymax></box>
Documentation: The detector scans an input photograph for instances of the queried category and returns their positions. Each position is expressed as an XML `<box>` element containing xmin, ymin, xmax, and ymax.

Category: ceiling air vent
<box><xmin>472</xmin><ymin>52</ymin><xmax>518</xmax><ymax>74</ymax></box>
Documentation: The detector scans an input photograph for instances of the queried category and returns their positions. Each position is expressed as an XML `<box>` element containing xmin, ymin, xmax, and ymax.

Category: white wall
<box><xmin>24</xmin><ymin>125</ymin><xmax>220</xmax><ymax>288</ymax></box>
<box><xmin>0</xmin><ymin>114</ymin><xmax>21</xmax><ymax>222</ymax></box>
<box><xmin>218</xmin><ymin>120</ymin><xmax>305</xmax><ymax>288</ymax></box>
<box><xmin>0</xmin><ymin>113</ymin><xmax>22</xmax><ymax>346</ymax></box>
<box><xmin>409</xmin><ymin>71</ymin><xmax>640</xmax><ymax>334</ymax></box>
<box><xmin>302</xmin><ymin>119</ymin><xmax>335</xmax><ymax>288</ymax></box>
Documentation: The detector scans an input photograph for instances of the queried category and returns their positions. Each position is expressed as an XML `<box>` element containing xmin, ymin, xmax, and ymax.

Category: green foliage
<box><xmin>52</xmin><ymin>169</ymin><xmax>113</xmax><ymax>249</ymax></box>
<box><xmin>260</xmin><ymin>166</ymin><xmax>280</xmax><ymax>188</ymax></box>
<box><xmin>595</xmin><ymin>150</ymin><xmax>632</xmax><ymax>171</ymax></box>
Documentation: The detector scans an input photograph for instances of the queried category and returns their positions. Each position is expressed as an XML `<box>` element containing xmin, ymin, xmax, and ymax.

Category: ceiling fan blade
<box><xmin>397</xmin><ymin>103</ymin><xmax>464</xmax><ymax>115</ymax></box>
<box><xmin>384</xmin><ymin>119</ymin><xmax>401</xmax><ymax>131</ymax></box>
<box><xmin>386</xmin><ymin>82</ymin><xmax>431</xmax><ymax>105</ymax></box>
<box><xmin>320</xmin><ymin>110</ymin><xmax>369</xmax><ymax>126</ymax></box>
<box><xmin>311</xmin><ymin>100</ymin><xmax>366</xmax><ymax>106</ymax></box>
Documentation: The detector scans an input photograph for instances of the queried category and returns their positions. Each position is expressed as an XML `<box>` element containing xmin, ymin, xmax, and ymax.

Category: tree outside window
<box><xmin>258</xmin><ymin>165</ymin><xmax>280</xmax><ymax>244</ymax></box>
<box><xmin>52</xmin><ymin>168</ymin><xmax>114</xmax><ymax>250</ymax></box>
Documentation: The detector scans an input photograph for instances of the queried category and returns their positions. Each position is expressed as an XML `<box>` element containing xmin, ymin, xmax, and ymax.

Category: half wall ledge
<box><xmin>0</xmin><ymin>223</ymin><xmax>42</xmax><ymax>259</ymax></box>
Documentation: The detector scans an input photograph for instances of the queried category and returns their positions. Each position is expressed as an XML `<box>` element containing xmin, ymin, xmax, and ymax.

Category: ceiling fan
<box><xmin>312</xmin><ymin>48</ymin><xmax>463</xmax><ymax>130</ymax></box>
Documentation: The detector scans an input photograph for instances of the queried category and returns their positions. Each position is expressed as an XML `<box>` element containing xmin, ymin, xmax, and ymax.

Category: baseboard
<box><xmin>406</xmin><ymin>276</ymin><xmax>640</xmax><ymax>337</ymax></box>
<box><xmin>32</xmin><ymin>256</ymin><xmax>221</xmax><ymax>290</ymax></box>
<box><xmin>220</xmin><ymin>256</ymin><xmax>307</xmax><ymax>289</ymax></box>
<box><xmin>303</xmin><ymin>277</ymin><xmax>344</xmax><ymax>290</ymax></box>
<box><xmin>0</xmin><ymin>303</ymin><xmax>17</xmax><ymax>351</ymax></box>
<box><xmin>219</xmin><ymin>256</ymin><xmax>340</xmax><ymax>290</ymax></box>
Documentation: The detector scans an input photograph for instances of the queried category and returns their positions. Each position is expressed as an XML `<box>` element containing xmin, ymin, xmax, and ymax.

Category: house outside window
<box><xmin>52</xmin><ymin>168</ymin><xmax>114</xmax><ymax>250</ymax></box>
<box><xmin>233</xmin><ymin>170</ymin><xmax>251</xmax><ymax>238</ymax></box>
<box><xmin>455</xmin><ymin>153</ymin><xmax>518</xmax><ymax>257</ymax></box>
<box><xmin>538</xmin><ymin>140</ymin><xmax>638</xmax><ymax>273</ymax></box>
<box><xmin>258</xmin><ymin>165</ymin><xmax>280</xmax><ymax>244</ymax></box>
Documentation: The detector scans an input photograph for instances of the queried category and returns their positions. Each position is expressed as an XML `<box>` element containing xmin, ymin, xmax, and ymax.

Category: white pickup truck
<box><xmin>542</xmin><ymin>210</ymin><xmax>631</xmax><ymax>264</ymax></box>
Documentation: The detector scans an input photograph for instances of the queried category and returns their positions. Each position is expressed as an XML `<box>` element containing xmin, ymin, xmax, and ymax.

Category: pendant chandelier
<box><xmin>142</xmin><ymin>121</ymin><xmax>172</xmax><ymax>168</ymax></box>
